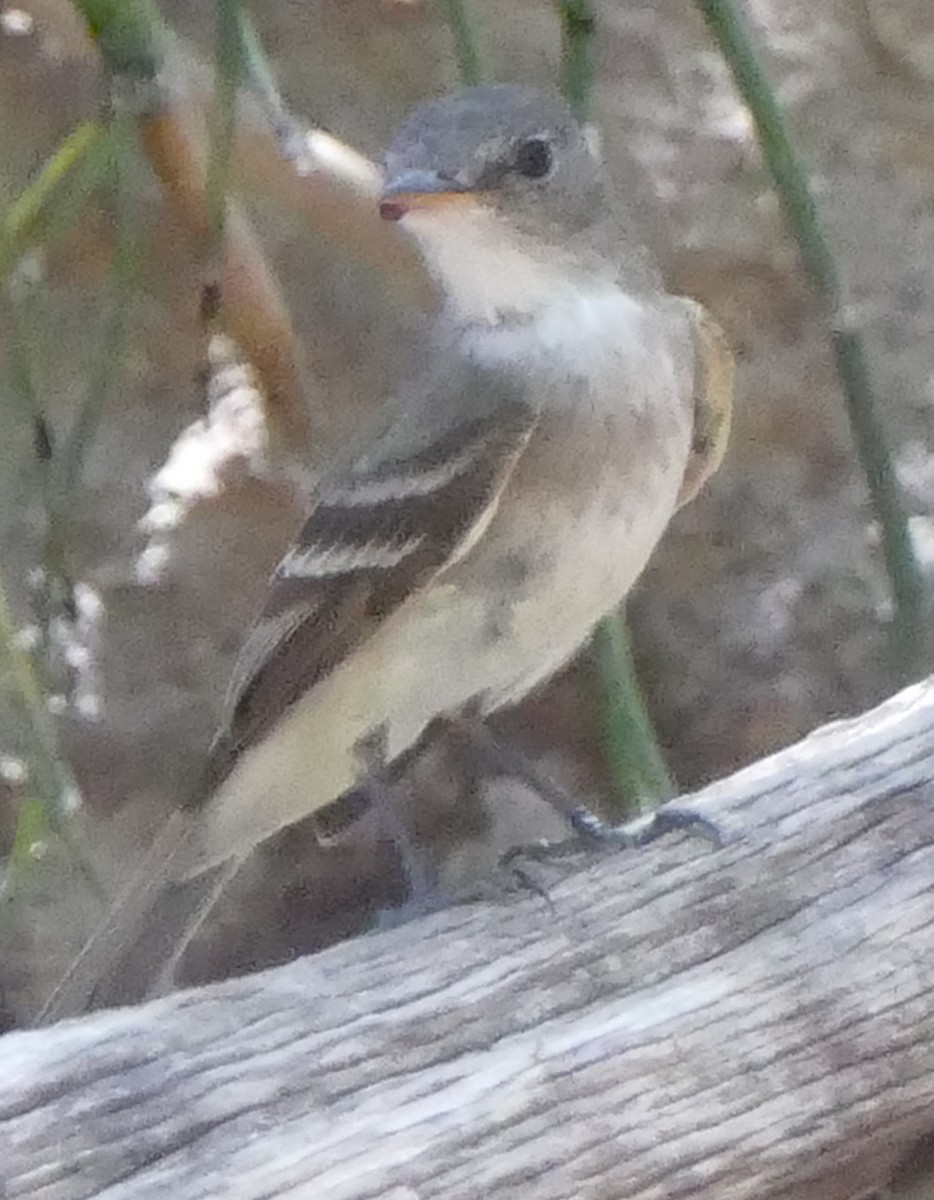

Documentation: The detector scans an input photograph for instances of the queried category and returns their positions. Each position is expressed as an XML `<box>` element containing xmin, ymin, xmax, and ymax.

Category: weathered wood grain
<box><xmin>4</xmin><ymin>679</ymin><xmax>934</xmax><ymax>1200</ymax></box>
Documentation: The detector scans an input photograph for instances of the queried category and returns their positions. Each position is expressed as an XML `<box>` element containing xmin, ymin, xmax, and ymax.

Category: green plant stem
<box><xmin>590</xmin><ymin>608</ymin><xmax>674</xmax><ymax>812</ymax></box>
<box><xmin>2</xmin><ymin>117</ymin><xmax>119</xmax><ymax>634</ymax></box>
<box><xmin>2</xmin><ymin>292</ymin><xmax>50</xmax><ymax>464</ymax></box>
<box><xmin>1</xmin><ymin>121</ymin><xmax>104</xmax><ymax>283</ymax></box>
<box><xmin>55</xmin><ymin>109</ymin><xmax>140</xmax><ymax>503</ymax></box>
<box><xmin>0</xmin><ymin>561</ymin><xmax>101</xmax><ymax>903</ymax></box>
<box><xmin>67</xmin><ymin>0</ymin><xmax>166</xmax><ymax>78</ymax></box>
<box><xmin>591</xmin><ymin>616</ymin><xmax>675</xmax><ymax>814</ymax></box>
<box><xmin>695</xmin><ymin>0</ymin><xmax>926</xmax><ymax>677</ymax></box>
<box><xmin>207</xmin><ymin>0</ymin><xmax>246</xmax><ymax>253</ymax></box>
<box><xmin>0</xmin><ymin>565</ymin><xmax>76</xmax><ymax>825</ymax></box>
<box><xmin>236</xmin><ymin>7</ymin><xmax>287</xmax><ymax>120</ymax></box>
<box><xmin>441</xmin><ymin>0</ymin><xmax>486</xmax><ymax>86</ymax></box>
<box><xmin>1</xmin><ymin>290</ymin><xmax>75</xmax><ymax>640</ymax></box>
<box><xmin>555</xmin><ymin>0</ymin><xmax>673</xmax><ymax>811</ymax></box>
<box><xmin>556</xmin><ymin>0</ymin><xmax>596</xmax><ymax>121</ymax></box>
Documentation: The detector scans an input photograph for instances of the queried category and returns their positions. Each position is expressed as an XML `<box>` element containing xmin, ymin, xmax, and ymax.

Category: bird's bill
<box><xmin>379</xmin><ymin>169</ymin><xmax>481</xmax><ymax>221</ymax></box>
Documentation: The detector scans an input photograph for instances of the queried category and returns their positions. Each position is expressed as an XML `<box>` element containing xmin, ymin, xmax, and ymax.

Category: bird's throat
<box><xmin>404</xmin><ymin>205</ymin><xmax>610</xmax><ymax>328</ymax></box>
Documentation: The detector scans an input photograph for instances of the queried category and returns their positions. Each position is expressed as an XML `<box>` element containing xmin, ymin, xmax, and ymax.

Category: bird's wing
<box><xmin>674</xmin><ymin>298</ymin><xmax>734</xmax><ymax>508</ymax></box>
<box><xmin>201</xmin><ymin>392</ymin><xmax>539</xmax><ymax>795</ymax></box>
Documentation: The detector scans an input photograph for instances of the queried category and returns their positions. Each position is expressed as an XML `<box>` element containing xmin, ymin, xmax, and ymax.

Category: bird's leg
<box><xmin>310</xmin><ymin>788</ymin><xmax>373</xmax><ymax>845</ymax></box>
<box><xmin>348</xmin><ymin>725</ymin><xmax>436</xmax><ymax>906</ymax></box>
<box><xmin>442</xmin><ymin>714</ymin><xmax>720</xmax><ymax>855</ymax></box>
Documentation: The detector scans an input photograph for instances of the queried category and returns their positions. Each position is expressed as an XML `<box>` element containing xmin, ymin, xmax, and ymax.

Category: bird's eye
<box><xmin>515</xmin><ymin>138</ymin><xmax>553</xmax><ymax>179</ymax></box>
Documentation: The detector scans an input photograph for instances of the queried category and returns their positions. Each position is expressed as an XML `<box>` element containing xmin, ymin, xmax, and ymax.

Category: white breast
<box><xmin>459</xmin><ymin>287</ymin><xmax>647</xmax><ymax>379</ymax></box>
<box><xmin>387</xmin><ymin>287</ymin><xmax>695</xmax><ymax>721</ymax></box>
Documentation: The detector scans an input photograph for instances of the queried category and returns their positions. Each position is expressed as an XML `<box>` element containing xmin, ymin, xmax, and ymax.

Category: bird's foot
<box><xmin>499</xmin><ymin>800</ymin><xmax>722</xmax><ymax>896</ymax></box>
<box><xmin>568</xmin><ymin>802</ymin><xmax>722</xmax><ymax>849</ymax></box>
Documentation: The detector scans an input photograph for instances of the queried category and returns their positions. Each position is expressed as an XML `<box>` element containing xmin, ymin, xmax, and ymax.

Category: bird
<box><xmin>37</xmin><ymin>83</ymin><xmax>732</xmax><ymax>1023</ymax></box>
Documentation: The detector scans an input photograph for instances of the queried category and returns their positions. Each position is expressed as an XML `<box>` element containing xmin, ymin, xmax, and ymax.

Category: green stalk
<box><xmin>557</xmin><ymin>0</ymin><xmax>597</xmax><ymax>121</ymax></box>
<box><xmin>695</xmin><ymin>0</ymin><xmax>926</xmax><ymax>676</ymax></box>
<box><xmin>0</xmin><ymin>575</ymin><xmax>72</xmax><ymax>808</ymax></box>
<box><xmin>591</xmin><ymin>616</ymin><xmax>675</xmax><ymax>814</ymax></box>
<box><xmin>2</xmin><ymin>293</ymin><xmax>50</xmax><ymax>467</ymax></box>
<box><xmin>2</xmin><ymin>117</ymin><xmax>117</xmax><ymax>635</ymax></box>
<box><xmin>236</xmin><ymin>6</ymin><xmax>288</xmax><ymax>120</ymax></box>
<box><xmin>553</xmin><ymin>0</ymin><xmax>674</xmax><ymax>812</ymax></box>
<box><xmin>440</xmin><ymin>0</ymin><xmax>487</xmax><ymax>86</ymax></box>
<box><xmin>55</xmin><ymin>109</ymin><xmax>141</xmax><ymax>502</ymax></box>
<box><xmin>207</xmin><ymin>0</ymin><xmax>246</xmax><ymax>254</ymax></box>
<box><xmin>67</xmin><ymin>0</ymin><xmax>166</xmax><ymax>79</ymax></box>
<box><xmin>1</xmin><ymin>121</ymin><xmax>104</xmax><ymax>283</ymax></box>
<box><xmin>0</xmin><ymin>558</ymin><xmax>102</xmax><ymax>903</ymax></box>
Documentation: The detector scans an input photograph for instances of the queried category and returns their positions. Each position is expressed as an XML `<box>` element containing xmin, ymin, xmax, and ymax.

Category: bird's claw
<box><xmin>569</xmin><ymin>803</ymin><xmax>723</xmax><ymax>849</ymax></box>
<box><xmin>501</xmin><ymin>801</ymin><xmax>722</xmax><ymax>896</ymax></box>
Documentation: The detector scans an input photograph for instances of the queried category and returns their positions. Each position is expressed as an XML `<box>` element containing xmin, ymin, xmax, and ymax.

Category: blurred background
<box><xmin>1</xmin><ymin>0</ymin><xmax>933</xmax><ymax>1024</ymax></box>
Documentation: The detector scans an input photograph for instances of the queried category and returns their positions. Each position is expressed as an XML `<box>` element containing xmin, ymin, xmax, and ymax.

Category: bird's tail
<box><xmin>35</xmin><ymin>811</ymin><xmax>239</xmax><ymax>1026</ymax></box>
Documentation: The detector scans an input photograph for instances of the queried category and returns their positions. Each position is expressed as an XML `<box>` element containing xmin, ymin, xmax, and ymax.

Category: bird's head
<box><xmin>380</xmin><ymin>85</ymin><xmax>615</xmax><ymax>323</ymax></box>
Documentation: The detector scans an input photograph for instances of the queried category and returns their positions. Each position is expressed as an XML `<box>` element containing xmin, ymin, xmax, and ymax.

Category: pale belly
<box><xmin>393</xmin><ymin>430</ymin><xmax>690</xmax><ymax>721</ymax></box>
